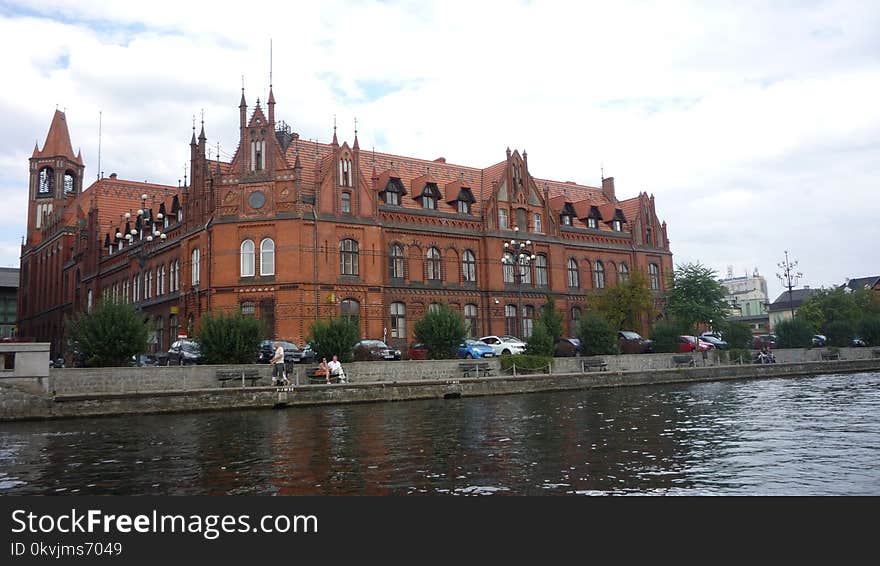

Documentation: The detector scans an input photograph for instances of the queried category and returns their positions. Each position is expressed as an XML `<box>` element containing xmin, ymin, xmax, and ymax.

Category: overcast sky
<box><xmin>1</xmin><ymin>0</ymin><xmax>878</xmax><ymax>301</ymax></box>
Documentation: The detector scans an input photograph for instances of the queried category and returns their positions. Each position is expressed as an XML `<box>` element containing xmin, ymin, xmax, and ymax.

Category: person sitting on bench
<box><xmin>327</xmin><ymin>355</ymin><xmax>347</xmax><ymax>384</ymax></box>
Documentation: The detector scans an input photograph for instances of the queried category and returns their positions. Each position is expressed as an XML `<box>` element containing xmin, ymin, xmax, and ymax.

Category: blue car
<box><xmin>458</xmin><ymin>339</ymin><xmax>496</xmax><ymax>359</ymax></box>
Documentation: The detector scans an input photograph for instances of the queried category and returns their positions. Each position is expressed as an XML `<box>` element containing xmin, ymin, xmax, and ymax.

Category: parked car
<box><xmin>618</xmin><ymin>331</ymin><xmax>654</xmax><ymax>354</ymax></box>
<box><xmin>678</xmin><ymin>335</ymin><xmax>715</xmax><ymax>353</ymax></box>
<box><xmin>299</xmin><ymin>342</ymin><xmax>317</xmax><ymax>364</ymax></box>
<box><xmin>479</xmin><ymin>335</ymin><xmax>527</xmax><ymax>356</ymax></box>
<box><xmin>811</xmin><ymin>334</ymin><xmax>828</xmax><ymax>347</ymax></box>
<box><xmin>130</xmin><ymin>353</ymin><xmax>158</xmax><ymax>367</ymax></box>
<box><xmin>850</xmin><ymin>337</ymin><xmax>867</xmax><ymax>347</ymax></box>
<box><xmin>554</xmin><ymin>337</ymin><xmax>582</xmax><ymax>357</ymax></box>
<box><xmin>258</xmin><ymin>340</ymin><xmax>300</xmax><ymax>365</ymax></box>
<box><xmin>166</xmin><ymin>339</ymin><xmax>203</xmax><ymax>365</ymax></box>
<box><xmin>751</xmin><ymin>334</ymin><xmax>777</xmax><ymax>350</ymax></box>
<box><xmin>353</xmin><ymin>340</ymin><xmax>401</xmax><ymax>361</ymax></box>
<box><xmin>408</xmin><ymin>343</ymin><xmax>429</xmax><ymax>360</ymax></box>
<box><xmin>699</xmin><ymin>334</ymin><xmax>730</xmax><ymax>350</ymax></box>
<box><xmin>458</xmin><ymin>339</ymin><xmax>496</xmax><ymax>359</ymax></box>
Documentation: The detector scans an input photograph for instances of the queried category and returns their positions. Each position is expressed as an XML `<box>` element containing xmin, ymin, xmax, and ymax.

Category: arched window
<box><xmin>462</xmin><ymin>250</ymin><xmax>477</xmax><ymax>283</ymax></box>
<box><xmin>426</xmin><ymin>247</ymin><xmax>442</xmax><ymax>281</ymax></box>
<box><xmin>567</xmin><ymin>259</ymin><xmax>579</xmax><ymax>288</ymax></box>
<box><xmin>169</xmin><ymin>314</ymin><xmax>179</xmax><ymax>342</ymax></box>
<box><xmin>38</xmin><ymin>167</ymin><xmax>54</xmax><ymax>194</ymax></box>
<box><xmin>389</xmin><ymin>244</ymin><xmax>405</xmax><ymax>279</ymax></box>
<box><xmin>519</xmin><ymin>257</ymin><xmax>532</xmax><ymax>285</ymax></box>
<box><xmin>649</xmin><ymin>264</ymin><xmax>660</xmax><ymax>290</ymax></box>
<box><xmin>340</xmin><ymin>239</ymin><xmax>359</xmax><ymax>276</ymax></box>
<box><xmin>535</xmin><ymin>254</ymin><xmax>548</xmax><ymax>287</ymax></box>
<box><xmin>502</xmin><ymin>252</ymin><xmax>515</xmax><ymax>284</ymax></box>
<box><xmin>339</xmin><ymin>158</ymin><xmax>353</xmax><ymax>187</ymax></box>
<box><xmin>464</xmin><ymin>304</ymin><xmax>478</xmax><ymax>338</ymax></box>
<box><xmin>505</xmin><ymin>305</ymin><xmax>517</xmax><ymax>336</ymax></box>
<box><xmin>341</xmin><ymin>298</ymin><xmax>360</xmax><ymax>323</ymax></box>
<box><xmin>191</xmin><ymin>248</ymin><xmax>200</xmax><ymax>285</ymax></box>
<box><xmin>521</xmin><ymin>305</ymin><xmax>535</xmax><ymax>338</ymax></box>
<box><xmin>260</xmin><ymin>238</ymin><xmax>275</xmax><ymax>276</ymax></box>
<box><xmin>571</xmin><ymin>306</ymin><xmax>582</xmax><ymax>322</ymax></box>
<box><xmin>618</xmin><ymin>262</ymin><xmax>629</xmax><ymax>283</ymax></box>
<box><xmin>594</xmin><ymin>261</ymin><xmax>605</xmax><ymax>289</ymax></box>
<box><xmin>341</xmin><ymin>192</ymin><xmax>351</xmax><ymax>214</ymax></box>
<box><xmin>240</xmin><ymin>239</ymin><xmax>255</xmax><ymax>277</ymax></box>
<box><xmin>87</xmin><ymin>289</ymin><xmax>93</xmax><ymax>313</ymax></box>
<box><xmin>390</xmin><ymin>302</ymin><xmax>406</xmax><ymax>339</ymax></box>
<box><xmin>63</xmin><ymin>171</ymin><xmax>75</xmax><ymax>194</ymax></box>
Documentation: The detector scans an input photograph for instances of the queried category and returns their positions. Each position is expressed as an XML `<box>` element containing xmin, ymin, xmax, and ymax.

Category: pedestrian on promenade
<box><xmin>270</xmin><ymin>341</ymin><xmax>288</xmax><ymax>386</ymax></box>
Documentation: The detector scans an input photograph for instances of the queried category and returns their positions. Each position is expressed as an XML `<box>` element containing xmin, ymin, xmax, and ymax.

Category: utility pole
<box><xmin>776</xmin><ymin>250</ymin><xmax>803</xmax><ymax>319</ymax></box>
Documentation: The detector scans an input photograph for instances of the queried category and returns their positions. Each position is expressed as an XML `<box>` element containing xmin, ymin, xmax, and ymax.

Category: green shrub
<box><xmin>500</xmin><ymin>354</ymin><xmax>553</xmax><ymax>375</ymax></box>
<box><xmin>525</xmin><ymin>322</ymin><xmax>555</xmax><ymax>357</ymax></box>
<box><xmin>824</xmin><ymin>319</ymin><xmax>855</xmax><ymax>348</ymax></box>
<box><xmin>413</xmin><ymin>304</ymin><xmax>467</xmax><ymax>359</ymax></box>
<box><xmin>776</xmin><ymin>318</ymin><xmax>816</xmax><ymax>349</ymax></box>
<box><xmin>65</xmin><ymin>300</ymin><xmax>149</xmax><ymax>367</ymax></box>
<box><xmin>575</xmin><ymin>313</ymin><xmax>617</xmax><ymax>356</ymax></box>
<box><xmin>718</xmin><ymin>321</ymin><xmax>753</xmax><ymax>350</ymax></box>
<box><xmin>858</xmin><ymin>316</ymin><xmax>880</xmax><ymax>346</ymax></box>
<box><xmin>727</xmin><ymin>348</ymin><xmax>751</xmax><ymax>365</ymax></box>
<box><xmin>309</xmin><ymin>317</ymin><xmax>359</xmax><ymax>363</ymax></box>
<box><xmin>650</xmin><ymin>319</ymin><xmax>686</xmax><ymax>353</ymax></box>
<box><xmin>196</xmin><ymin>311</ymin><xmax>263</xmax><ymax>364</ymax></box>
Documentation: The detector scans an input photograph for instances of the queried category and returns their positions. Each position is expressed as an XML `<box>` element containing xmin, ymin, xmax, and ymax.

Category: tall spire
<box><xmin>36</xmin><ymin>109</ymin><xmax>77</xmax><ymax>161</ymax></box>
<box><xmin>332</xmin><ymin>114</ymin><xmax>338</xmax><ymax>146</ymax></box>
<box><xmin>198</xmin><ymin>109</ymin><xmax>206</xmax><ymax>141</ymax></box>
<box><xmin>353</xmin><ymin>117</ymin><xmax>359</xmax><ymax>150</ymax></box>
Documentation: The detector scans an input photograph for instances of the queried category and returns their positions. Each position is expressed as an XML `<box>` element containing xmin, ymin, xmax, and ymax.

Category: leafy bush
<box><xmin>727</xmin><ymin>348</ymin><xmax>751</xmax><ymax>365</ymax></box>
<box><xmin>575</xmin><ymin>313</ymin><xmax>618</xmax><ymax>356</ymax></box>
<box><xmin>500</xmin><ymin>354</ymin><xmax>553</xmax><ymax>375</ymax></box>
<box><xmin>824</xmin><ymin>319</ymin><xmax>855</xmax><ymax>348</ymax></box>
<box><xmin>309</xmin><ymin>317</ymin><xmax>359</xmax><ymax>363</ymax></box>
<box><xmin>413</xmin><ymin>304</ymin><xmax>467</xmax><ymax>359</ymax></box>
<box><xmin>858</xmin><ymin>316</ymin><xmax>880</xmax><ymax>346</ymax></box>
<box><xmin>196</xmin><ymin>311</ymin><xmax>263</xmax><ymax>364</ymax></box>
<box><xmin>776</xmin><ymin>318</ymin><xmax>815</xmax><ymax>349</ymax></box>
<box><xmin>650</xmin><ymin>319</ymin><xmax>686</xmax><ymax>353</ymax></box>
<box><xmin>525</xmin><ymin>322</ymin><xmax>555</xmax><ymax>356</ymax></box>
<box><xmin>718</xmin><ymin>320</ymin><xmax>753</xmax><ymax>350</ymax></box>
<box><xmin>537</xmin><ymin>295</ymin><xmax>563</xmax><ymax>343</ymax></box>
<box><xmin>66</xmin><ymin>300</ymin><xmax>149</xmax><ymax>367</ymax></box>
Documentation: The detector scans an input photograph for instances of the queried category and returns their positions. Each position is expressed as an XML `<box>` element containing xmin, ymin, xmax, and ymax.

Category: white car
<box><xmin>479</xmin><ymin>335</ymin><xmax>527</xmax><ymax>356</ymax></box>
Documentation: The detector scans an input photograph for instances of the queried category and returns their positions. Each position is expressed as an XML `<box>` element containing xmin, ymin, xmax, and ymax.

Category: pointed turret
<box><xmin>332</xmin><ymin>124</ymin><xmax>338</xmax><ymax>146</ymax></box>
<box><xmin>32</xmin><ymin>142</ymin><xmax>39</xmax><ymax>158</ymax></box>
<box><xmin>268</xmin><ymin>86</ymin><xmax>275</xmax><ymax>125</ymax></box>
<box><xmin>353</xmin><ymin>131</ymin><xmax>360</xmax><ymax>150</ymax></box>
<box><xmin>239</xmin><ymin>88</ymin><xmax>247</xmax><ymax>130</ymax></box>
<box><xmin>36</xmin><ymin>110</ymin><xmax>78</xmax><ymax>161</ymax></box>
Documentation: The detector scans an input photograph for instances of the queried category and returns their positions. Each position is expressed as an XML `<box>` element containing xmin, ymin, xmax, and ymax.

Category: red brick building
<box><xmin>19</xmin><ymin>89</ymin><xmax>673</xmax><ymax>358</ymax></box>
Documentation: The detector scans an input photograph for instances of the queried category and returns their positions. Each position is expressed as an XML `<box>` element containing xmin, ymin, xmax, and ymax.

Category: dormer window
<box><xmin>560</xmin><ymin>203</ymin><xmax>575</xmax><ymax>226</ymax></box>
<box><xmin>612</xmin><ymin>220</ymin><xmax>622</xmax><ymax>231</ymax></box>
<box><xmin>449</xmin><ymin>187</ymin><xmax>475</xmax><ymax>215</ymax></box>
<box><xmin>381</xmin><ymin>179</ymin><xmax>405</xmax><ymax>206</ymax></box>
<box><xmin>419</xmin><ymin>183</ymin><xmax>441</xmax><ymax>210</ymax></box>
<box><xmin>588</xmin><ymin>217</ymin><xmax>598</xmax><ymax>229</ymax></box>
<box><xmin>457</xmin><ymin>200</ymin><xmax>470</xmax><ymax>214</ymax></box>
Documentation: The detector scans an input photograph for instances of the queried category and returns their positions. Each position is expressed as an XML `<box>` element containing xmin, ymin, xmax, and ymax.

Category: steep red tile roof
<box><xmin>36</xmin><ymin>110</ymin><xmax>82</xmax><ymax>165</ymax></box>
<box><xmin>617</xmin><ymin>195</ymin><xmax>642</xmax><ymax>224</ymax></box>
<box><xmin>77</xmin><ymin>177</ymin><xmax>179</xmax><ymax>236</ymax></box>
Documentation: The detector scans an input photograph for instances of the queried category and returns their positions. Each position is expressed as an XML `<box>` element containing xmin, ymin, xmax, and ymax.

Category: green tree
<box><xmin>309</xmin><ymin>317</ymin><xmax>360</xmax><ymax>363</ymax></box>
<box><xmin>858</xmin><ymin>315</ymin><xmax>880</xmax><ymax>346</ymax></box>
<box><xmin>666</xmin><ymin>263</ymin><xmax>729</xmax><ymax>334</ymax></box>
<box><xmin>525</xmin><ymin>322</ymin><xmax>555</xmax><ymax>356</ymax></box>
<box><xmin>537</xmin><ymin>294</ymin><xmax>563</xmax><ymax>343</ymax></box>
<box><xmin>593</xmin><ymin>270</ymin><xmax>654</xmax><ymax>332</ymax></box>
<box><xmin>575</xmin><ymin>313</ymin><xmax>617</xmax><ymax>356</ymax></box>
<box><xmin>799</xmin><ymin>288</ymin><xmax>861</xmax><ymax>336</ymax></box>
<box><xmin>66</xmin><ymin>300</ymin><xmax>149</xmax><ymax>367</ymax></box>
<box><xmin>717</xmin><ymin>320</ymin><xmax>753</xmax><ymax>350</ymax></box>
<box><xmin>196</xmin><ymin>310</ymin><xmax>263</xmax><ymax>364</ymax></box>
<box><xmin>650</xmin><ymin>319</ymin><xmax>686</xmax><ymax>353</ymax></box>
<box><xmin>776</xmin><ymin>317</ymin><xmax>816</xmax><ymax>349</ymax></box>
<box><xmin>413</xmin><ymin>304</ymin><xmax>467</xmax><ymax>359</ymax></box>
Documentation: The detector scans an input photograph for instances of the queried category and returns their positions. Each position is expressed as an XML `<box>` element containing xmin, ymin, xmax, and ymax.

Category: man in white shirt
<box><xmin>269</xmin><ymin>342</ymin><xmax>287</xmax><ymax>386</ymax></box>
<box><xmin>327</xmin><ymin>355</ymin><xmax>346</xmax><ymax>383</ymax></box>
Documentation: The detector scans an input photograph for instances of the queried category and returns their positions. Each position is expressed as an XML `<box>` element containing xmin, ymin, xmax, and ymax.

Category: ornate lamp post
<box><xmin>501</xmin><ymin>226</ymin><xmax>535</xmax><ymax>338</ymax></box>
<box><xmin>776</xmin><ymin>250</ymin><xmax>803</xmax><ymax>320</ymax></box>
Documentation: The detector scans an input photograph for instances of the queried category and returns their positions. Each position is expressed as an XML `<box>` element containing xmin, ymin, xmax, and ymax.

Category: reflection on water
<box><xmin>2</xmin><ymin>372</ymin><xmax>879</xmax><ymax>495</ymax></box>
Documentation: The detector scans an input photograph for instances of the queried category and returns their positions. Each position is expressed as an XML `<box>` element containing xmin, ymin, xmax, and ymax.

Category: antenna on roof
<box><xmin>269</xmin><ymin>38</ymin><xmax>273</xmax><ymax>88</ymax></box>
<box><xmin>600</xmin><ymin>162</ymin><xmax>604</xmax><ymax>181</ymax></box>
<box><xmin>97</xmin><ymin>110</ymin><xmax>102</xmax><ymax>180</ymax></box>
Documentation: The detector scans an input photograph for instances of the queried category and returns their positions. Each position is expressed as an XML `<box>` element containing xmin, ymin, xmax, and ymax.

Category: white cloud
<box><xmin>1</xmin><ymin>0</ymin><xmax>878</xmax><ymax>300</ymax></box>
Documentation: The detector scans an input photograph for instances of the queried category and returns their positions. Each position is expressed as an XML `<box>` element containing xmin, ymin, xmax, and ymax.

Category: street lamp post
<box><xmin>502</xmin><ymin>226</ymin><xmax>535</xmax><ymax>338</ymax></box>
<box><xmin>776</xmin><ymin>250</ymin><xmax>803</xmax><ymax>320</ymax></box>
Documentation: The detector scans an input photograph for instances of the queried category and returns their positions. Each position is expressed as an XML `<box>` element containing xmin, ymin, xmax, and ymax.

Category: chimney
<box><xmin>109</xmin><ymin>173</ymin><xmax>117</xmax><ymax>179</ymax></box>
<box><xmin>602</xmin><ymin>176</ymin><xmax>616</xmax><ymax>203</ymax></box>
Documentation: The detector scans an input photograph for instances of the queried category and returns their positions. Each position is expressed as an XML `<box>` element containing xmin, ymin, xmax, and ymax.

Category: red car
<box><xmin>678</xmin><ymin>335</ymin><xmax>715</xmax><ymax>353</ymax></box>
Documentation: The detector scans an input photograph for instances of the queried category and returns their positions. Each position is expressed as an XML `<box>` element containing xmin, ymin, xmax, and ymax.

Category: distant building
<box><xmin>839</xmin><ymin>276</ymin><xmax>880</xmax><ymax>294</ymax></box>
<box><xmin>768</xmin><ymin>287</ymin><xmax>817</xmax><ymax>331</ymax></box>
<box><xmin>720</xmin><ymin>267</ymin><xmax>769</xmax><ymax>334</ymax></box>
<box><xmin>0</xmin><ymin>267</ymin><xmax>19</xmax><ymax>338</ymax></box>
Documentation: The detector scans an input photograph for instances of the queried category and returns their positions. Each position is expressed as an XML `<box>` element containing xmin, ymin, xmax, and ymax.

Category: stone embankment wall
<box><xmin>1</xmin><ymin>348</ymin><xmax>878</xmax><ymax>421</ymax></box>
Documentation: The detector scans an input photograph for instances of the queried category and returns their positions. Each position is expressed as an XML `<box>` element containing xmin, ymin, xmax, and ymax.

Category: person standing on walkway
<box><xmin>269</xmin><ymin>341</ymin><xmax>287</xmax><ymax>386</ymax></box>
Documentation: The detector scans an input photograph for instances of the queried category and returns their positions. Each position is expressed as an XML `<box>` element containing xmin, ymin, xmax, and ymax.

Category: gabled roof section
<box><xmin>375</xmin><ymin>169</ymin><xmax>406</xmax><ymax>195</ymax></box>
<box><xmin>444</xmin><ymin>179</ymin><xmax>474</xmax><ymax>203</ymax></box>
<box><xmin>599</xmin><ymin>203</ymin><xmax>626</xmax><ymax>223</ymax></box>
<box><xmin>36</xmin><ymin>110</ymin><xmax>82</xmax><ymax>164</ymax></box>
<box><xmin>617</xmin><ymin>195</ymin><xmax>643</xmax><ymax>225</ymax></box>
<box><xmin>410</xmin><ymin>172</ymin><xmax>440</xmax><ymax>198</ymax></box>
<box><xmin>247</xmin><ymin>103</ymin><xmax>269</xmax><ymax>129</ymax></box>
<box><xmin>840</xmin><ymin>276</ymin><xmax>880</xmax><ymax>292</ymax></box>
<box><xmin>769</xmin><ymin>288</ymin><xmax>818</xmax><ymax>310</ymax></box>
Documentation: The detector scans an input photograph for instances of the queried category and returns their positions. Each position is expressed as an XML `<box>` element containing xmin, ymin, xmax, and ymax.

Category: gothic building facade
<box><xmin>19</xmin><ymin>89</ymin><xmax>673</xmax><ymax>359</ymax></box>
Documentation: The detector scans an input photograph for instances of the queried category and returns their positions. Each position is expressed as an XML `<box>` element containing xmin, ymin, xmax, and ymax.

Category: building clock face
<box><xmin>248</xmin><ymin>190</ymin><xmax>266</xmax><ymax>209</ymax></box>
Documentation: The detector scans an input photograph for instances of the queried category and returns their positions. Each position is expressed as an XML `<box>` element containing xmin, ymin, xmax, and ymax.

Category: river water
<box><xmin>2</xmin><ymin>371</ymin><xmax>878</xmax><ymax>495</ymax></box>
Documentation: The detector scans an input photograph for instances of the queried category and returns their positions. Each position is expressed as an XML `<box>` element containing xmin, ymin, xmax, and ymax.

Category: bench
<box><xmin>305</xmin><ymin>367</ymin><xmax>345</xmax><ymax>384</ymax></box>
<box><xmin>216</xmin><ymin>368</ymin><xmax>261</xmax><ymax>387</ymax></box>
<box><xmin>580</xmin><ymin>358</ymin><xmax>608</xmax><ymax>372</ymax></box>
<box><xmin>671</xmin><ymin>355</ymin><xmax>695</xmax><ymax>368</ymax></box>
<box><xmin>459</xmin><ymin>362</ymin><xmax>492</xmax><ymax>377</ymax></box>
<box><xmin>820</xmin><ymin>351</ymin><xmax>840</xmax><ymax>361</ymax></box>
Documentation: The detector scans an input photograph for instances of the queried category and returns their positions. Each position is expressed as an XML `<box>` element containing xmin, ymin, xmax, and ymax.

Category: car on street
<box><xmin>678</xmin><ymin>335</ymin><xmax>715</xmax><ymax>353</ymax></box>
<box><xmin>258</xmin><ymin>340</ymin><xmax>301</xmax><ymax>366</ymax></box>
<box><xmin>479</xmin><ymin>335</ymin><xmax>527</xmax><ymax>356</ymax></box>
<box><xmin>850</xmin><ymin>337</ymin><xmax>867</xmax><ymax>347</ymax></box>
<box><xmin>353</xmin><ymin>340</ymin><xmax>402</xmax><ymax>361</ymax></box>
<box><xmin>458</xmin><ymin>339</ymin><xmax>496</xmax><ymax>359</ymax></box>
<box><xmin>699</xmin><ymin>334</ymin><xmax>730</xmax><ymax>350</ymax></box>
<box><xmin>751</xmin><ymin>334</ymin><xmax>777</xmax><ymax>350</ymax></box>
<box><xmin>811</xmin><ymin>334</ymin><xmax>828</xmax><ymax>347</ymax></box>
<box><xmin>130</xmin><ymin>353</ymin><xmax>158</xmax><ymax>367</ymax></box>
<box><xmin>554</xmin><ymin>337</ymin><xmax>582</xmax><ymax>357</ymax></box>
<box><xmin>166</xmin><ymin>339</ymin><xmax>203</xmax><ymax>365</ymax></box>
<box><xmin>618</xmin><ymin>331</ymin><xmax>654</xmax><ymax>354</ymax></box>
<box><xmin>408</xmin><ymin>343</ymin><xmax>429</xmax><ymax>360</ymax></box>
